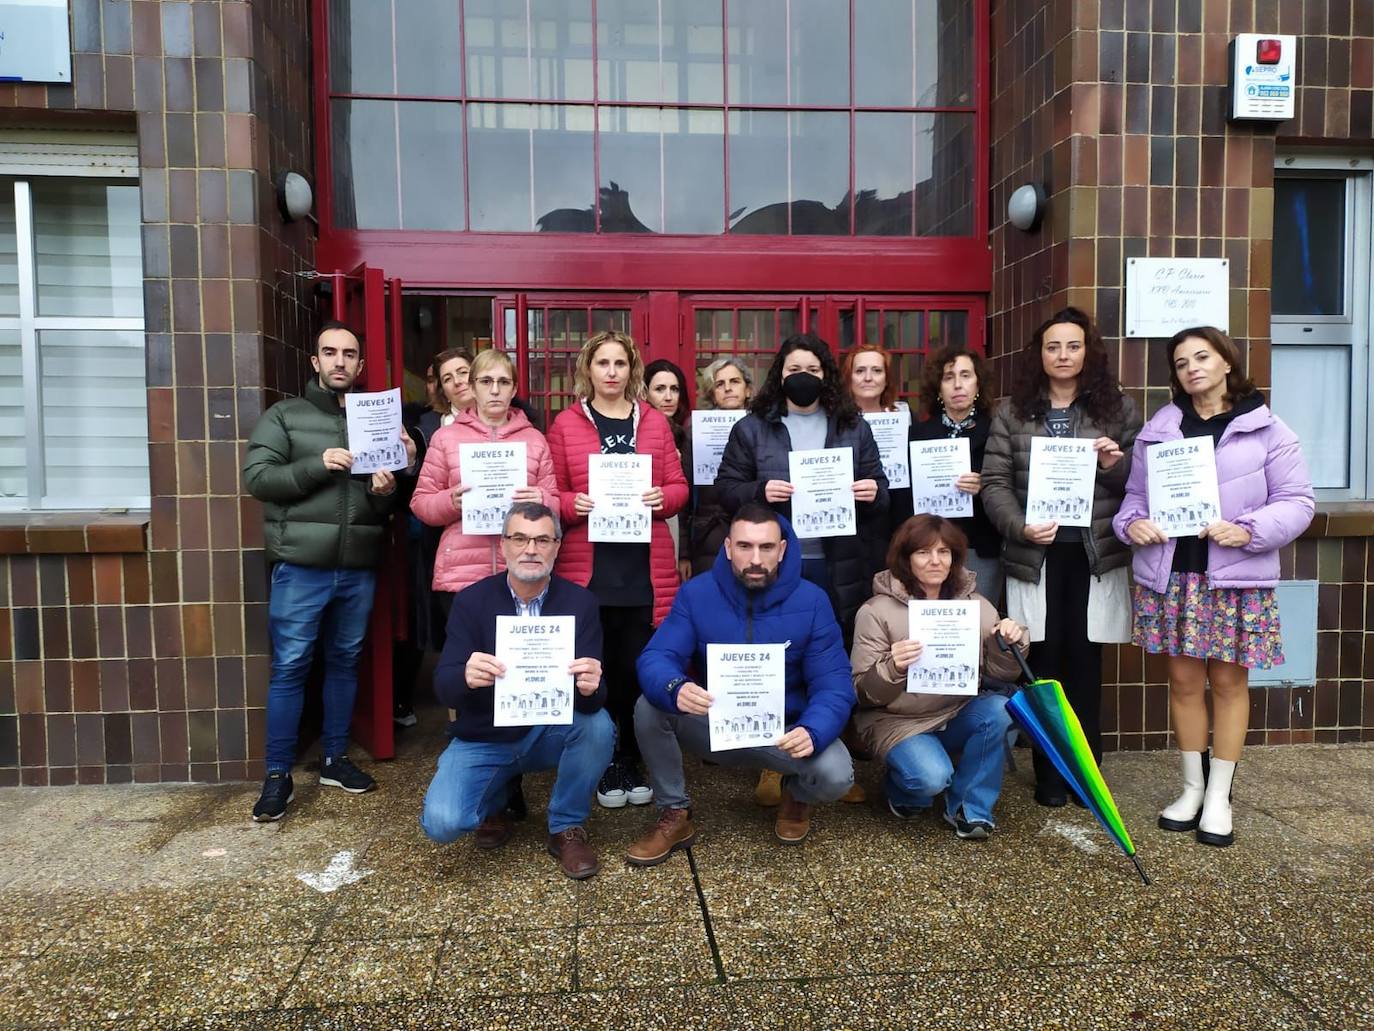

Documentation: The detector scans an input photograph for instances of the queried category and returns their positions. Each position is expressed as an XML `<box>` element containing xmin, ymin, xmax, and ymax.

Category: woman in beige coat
<box><xmin>850</xmin><ymin>515</ymin><xmax>1029</xmax><ymax>839</ymax></box>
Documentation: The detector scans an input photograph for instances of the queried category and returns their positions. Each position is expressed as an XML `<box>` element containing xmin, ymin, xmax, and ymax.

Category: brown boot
<box><xmin>547</xmin><ymin>827</ymin><xmax>600</xmax><ymax>880</ymax></box>
<box><xmin>839</xmin><ymin>782</ymin><xmax>867</xmax><ymax>804</ymax></box>
<box><xmin>626</xmin><ymin>807</ymin><xmax>697</xmax><ymax>867</ymax></box>
<box><xmin>473</xmin><ymin>812</ymin><xmax>513</xmax><ymax>850</ymax></box>
<box><xmin>775</xmin><ymin>787</ymin><xmax>811</xmax><ymax>845</ymax></box>
<box><xmin>754</xmin><ymin>769</ymin><xmax>782</xmax><ymax>807</ymax></box>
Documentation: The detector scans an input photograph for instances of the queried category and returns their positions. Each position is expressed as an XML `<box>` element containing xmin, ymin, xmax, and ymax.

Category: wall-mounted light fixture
<box><xmin>1007</xmin><ymin>183</ymin><xmax>1047</xmax><ymax>232</ymax></box>
<box><xmin>275</xmin><ymin>171</ymin><xmax>314</xmax><ymax>223</ymax></box>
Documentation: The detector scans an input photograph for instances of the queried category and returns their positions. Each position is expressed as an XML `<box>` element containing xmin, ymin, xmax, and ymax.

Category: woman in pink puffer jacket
<box><xmin>411</xmin><ymin>349</ymin><xmax>559</xmax><ymax>599</ymax></box>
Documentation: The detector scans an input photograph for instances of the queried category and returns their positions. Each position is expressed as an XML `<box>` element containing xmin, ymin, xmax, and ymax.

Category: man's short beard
<box><xmin>510</xmin><ymin>564</ymin><xmax>551</xmax><ymax>584</ymax></box>
<box><xmin>732</xmin><ymin>565</ymin><xmax>777</xmax><ymax>591</ymax></box>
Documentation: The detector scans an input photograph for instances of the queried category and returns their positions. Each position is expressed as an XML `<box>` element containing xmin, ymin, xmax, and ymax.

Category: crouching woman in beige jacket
<box><xmin>850</xmin><ymin>515</ymin><xmax>1030</xmax><ymax>839</ymax></box>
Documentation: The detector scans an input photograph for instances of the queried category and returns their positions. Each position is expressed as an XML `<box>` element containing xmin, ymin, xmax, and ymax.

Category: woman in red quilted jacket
<box><xmin>548</xmin><ymin>330</ymin><xmax>689</xmax><ymax>810</ymax></box>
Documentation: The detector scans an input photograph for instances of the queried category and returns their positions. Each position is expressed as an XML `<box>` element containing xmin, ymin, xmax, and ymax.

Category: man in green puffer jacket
<box><xmin>243</xmin><ymin>321</ymin><xmax>416</xmax><ymax>822</ymax></box>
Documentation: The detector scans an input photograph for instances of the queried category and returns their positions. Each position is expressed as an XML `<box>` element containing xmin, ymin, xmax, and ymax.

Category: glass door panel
<box><xmin>686</xmin><ymin>297</ymin><xmax>819</xmax><ymax>400</ymax></box>
<box><xmin>833</xmin><ymin>297</ymin><xmax>982</xmax><ymax>409</ymax></box>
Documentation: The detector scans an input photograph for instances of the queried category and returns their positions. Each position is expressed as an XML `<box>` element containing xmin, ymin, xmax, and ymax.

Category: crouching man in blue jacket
<box><xmin>627</xmin><ymin>503</ymin><xmax>856</xmax><ymax>864</ymax></box>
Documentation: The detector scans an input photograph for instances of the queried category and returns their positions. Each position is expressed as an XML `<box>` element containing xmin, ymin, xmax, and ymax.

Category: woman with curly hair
<box><xmin>906</xmin><ymin>346</ymin><xmax>1002</xmax><ymax>603</ymax></box>
<box><xmin>981</xmin><ymin>307</ymin><xmax>1142</xmax><ymax>807</ymax></box>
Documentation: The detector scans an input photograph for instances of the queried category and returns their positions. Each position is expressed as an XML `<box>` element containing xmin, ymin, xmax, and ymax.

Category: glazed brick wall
<box><xmin>990</xmin><ymin>0</ymin><xmax>1374</xmax><ymax>750</ymax></box>
<box><xmin>0</xmin><ymin>0</ymin><xmax>316</xmax><ymax>786</ymax></box>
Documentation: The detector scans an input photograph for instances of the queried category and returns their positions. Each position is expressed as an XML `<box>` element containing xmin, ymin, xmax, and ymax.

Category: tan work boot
<box><xmin>774</xmin><ymin>788</ymin><xmax>812</xmax><ymax>845</ymax></box>
<box><xmin>839</xmin><ymin>782</ymin><xmax>866</xmax><ymax>803</ymax></box>
<box><xmin>754</xmin><ymin>769</ymin><xmax>782</xmax><ymax>807</ymax></box>
<box><xmin>626</xmin><ymin>807</ymin><xmax>697</xmax><ymax>866</ymax></box>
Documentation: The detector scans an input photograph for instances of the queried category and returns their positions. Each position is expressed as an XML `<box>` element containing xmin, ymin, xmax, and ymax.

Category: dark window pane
<box><xmin>598</xmin><ymin>0</ymin><xmax>723</xmax><ymax>104</ymax></box>
<box><xmin>916</xmin><ymin>112</ymin><xmax>975</xmax><ymax>236</ymax></box>
<box><xmin>398</xmin><ymin>103</ymin><xmax>464</xmax><ymax>229</ymax></box>
<box><xmin>854</xmin><ymin>0</ymin><xmax>974</xmax><ymax>106</ymax></box>
<box><xmin>727</xmin><ymin>0</ymin><xmax>848</xmax><ymax>106</ymax></box>
<box><xmin>789</xmin><ymin>111</ymin><xmax>849</xmax><ymax>235</ymax></box>
<box><xmin>728</xmin><ymin>110</ymin><xmax>848</xmax><ymax>235</ymax></box>
<box><xmin>727</xmin><ymin>109</ymin><xmax>788</xmax><ymax>234</ymax></box>
<box><xmin>465</xmin><ymin>0</ymin><xmax>593</xmax><ymax>101</ymax></box>
<box><xmin>664</xmin><ymin>111</ymin><xmax>725</xmax><ymax>233</ymax></box>
<box><xmin>855</xmin><ymin>112</ymin><xmax>914</xmax><ymax>235</ymax></box>
<box><xmin>599</xmin><ymin>108</ymin><xmax>724</xmax><ymax>234</ymax></box>
<box><xmin>331</xmin><ymin>99</ymin><xmax>398</xmax><ymax>228</ymax></box>
<box><xmin>328</xmin><ymin>0</ymin><xmax>462</xmax><ymax>96</ymax></box>
<box><xmin>468</xmin><ymin>104</ymin><xmax>595</xmax><ymax>232</ymax></box>
<box><xmin>1273</xmin><ymin>178</ymin><xmax>1346</xmax><ymax>317</ymax></box>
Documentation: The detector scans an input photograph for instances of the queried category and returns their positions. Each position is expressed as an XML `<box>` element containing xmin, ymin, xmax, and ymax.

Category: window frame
<box><xmin>1270</xmin><ymin>154</ymin><xmax>1373</xmax><ymax>502</ymax></box>
<box><xmin>0</xmin><ymin>174</ymin><xmax>148</xmax><ymax>513</ymax></box>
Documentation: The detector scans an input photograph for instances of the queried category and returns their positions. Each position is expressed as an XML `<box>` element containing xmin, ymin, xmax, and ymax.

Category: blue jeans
<box><xmin>265</xmin><ymin>562</ymin><xmax>377</xmax><ymax>773</ymax></box>
<box><xmin>420</xmin><ymin>709</ymin><xmax>615</xmax><ymax>839</ymax></box>
<box><xmin>884</xmin><ymin>693</ymin><xmax>1012</xmax><ymax>824</ymax></box>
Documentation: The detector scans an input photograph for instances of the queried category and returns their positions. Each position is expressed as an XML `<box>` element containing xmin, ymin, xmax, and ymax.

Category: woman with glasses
<box><xmin>548</xmin><ymin>331</ymin><xmax>689</xmax><ymax>810</ymax></box>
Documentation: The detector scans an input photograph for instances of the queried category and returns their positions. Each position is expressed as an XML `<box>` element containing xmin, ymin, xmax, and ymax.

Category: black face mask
<box><xmin>781</xmin><ymin>372</ymin><xmax>823</xmax><ymax>407</ymax></box>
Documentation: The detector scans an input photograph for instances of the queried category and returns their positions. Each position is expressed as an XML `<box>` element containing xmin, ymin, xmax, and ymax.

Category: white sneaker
<box><xmin>595</xmin><ymin>764</ymin><xmax>628</xmax><ymax>809</ymax></box>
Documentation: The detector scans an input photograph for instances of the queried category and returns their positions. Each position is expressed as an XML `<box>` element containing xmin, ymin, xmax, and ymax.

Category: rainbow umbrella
<box><xmin>997</xmin><ymin>635</ymin><xmax>1151</xmax><ymax>885</ymax></box>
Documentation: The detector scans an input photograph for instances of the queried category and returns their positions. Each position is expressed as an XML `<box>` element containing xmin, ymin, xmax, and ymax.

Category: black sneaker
<box><xmin>393</xmin><ymin>703</ymin><xmax>417</xmax><ymax>728</ymax></box>
<box><xmin>887</xmin><ymin>799</ymin><xmax>926</xmax><ymax>820</ymax></box>
<box><xmin>504</xmin><ymin>776</ymin><xmax>528</xmax><ymax>821</ymax></box>
<box><xmin>252</xmin><ymin>772</ymin><xmax>293</xmax><ymax>822</ymax></box>
<box><xmin>319</xmin><ymin>755</ymin><xmax>377</xmax><ymax>794</ymax></box>
<box><xmin>943</xmin><ymin>808</ymin><xmax>994</xmax><ymax>840</ymax></box>
<box><xmin>595</xmin><ymin>761</ymin><xmax>628</xmax><ymax>809</ymax></box>
<box><xmin>622</xmin><ymin>758</ymin><xmax>654</xmax><ymax>806</ymax></box>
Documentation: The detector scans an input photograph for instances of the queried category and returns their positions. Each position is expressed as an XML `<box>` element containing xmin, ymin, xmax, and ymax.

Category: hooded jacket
<box><xmin>1112</xmin><ymin>399</ymin><xmax>1314</xmax><ymax>592</ymax></box>
<box><xmin>409</xmin><ymin>406</ymin><xmax>559</xmax><ymax>593</ymax></box>
<box><xmin>714</xmin><ymin>407</ymin><xmax>889</xmax><ymax>629</ymax></box>
<box><xmin>243</xmin><ymin>378</ymin><xmax>400</xmax><ymax>570</ymax></box>
<box><xmin>547</xmin><ymin>399</ymin><xmax>689</xmax><ymax>625</ymax></box>
<box><xmin>981</xmin><ymin>393</ymin><xmax>1142</xmax><ymax>583</ymax></box>
<box><xmin>636</xmin><ymin>514</ymin><xmax>856</xmax><ymax>752</ymax></box>
<box><xmin>849</xmin><ymin>568</ymin><xmax>1027</xmax><ymax>759</ymax></box>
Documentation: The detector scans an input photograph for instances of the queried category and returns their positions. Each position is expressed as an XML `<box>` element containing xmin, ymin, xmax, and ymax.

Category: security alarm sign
<box><xmin>1230</xmin><ymin>34</ymin><xmax>1296</xmax><ymax>121</ymax></box>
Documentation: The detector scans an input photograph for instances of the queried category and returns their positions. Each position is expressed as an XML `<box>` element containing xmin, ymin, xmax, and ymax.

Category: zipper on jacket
<box><xmin>746</xmin><ymin>596</ymin><xmax>754</xmax><ymax>644</ymax></box>
<box><xmin>336</xmin><ymin>412</ymin><xmax>348</xmax><ymax>567</ymax></box>
<box><xmin>1067</xmin><ymin>402</ymin><xmax>1102</xmax><ymax>577</ymax></box>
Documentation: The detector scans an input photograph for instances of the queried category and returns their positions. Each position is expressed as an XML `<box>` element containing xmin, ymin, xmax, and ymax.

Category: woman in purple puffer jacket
<box><xmin>1114</xmin><ymin>327</ymin><xmax>1313</xmax><ymax>849</ymax></box>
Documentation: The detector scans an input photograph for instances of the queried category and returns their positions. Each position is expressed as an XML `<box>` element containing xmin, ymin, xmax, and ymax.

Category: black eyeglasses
<box><xmin>503</xmin><ymin>533</ymin><xmax>559</xmax><ymax>549</ymax></box>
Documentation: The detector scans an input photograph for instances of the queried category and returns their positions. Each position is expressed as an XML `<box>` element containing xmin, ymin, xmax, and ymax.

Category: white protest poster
<box><xmin>706</xmin><ymin>643</ymin><xmax>786</xmax><ymax>751</ymax></box>
<box><xmin>493</xmin><ymin>615</ymin><xmax>575</xmax><ymax>727</ymax></box>
<box><xmin>1025</xmin><ymin>437</ymin><xmax>1097</xmax><ymax>527</ymax></box>
<box><xmin>344</xmin><ymin>388</ymin><xmax>408</xmax><ymax>473</ymax></box>
<box><xmin>906</xmin><ymin>600</ymin><xmax>981</xmax><ymax>696</ymax></box>
<box><xmin>587</xmin><ymin>453</ymin><xmax>652</xmax><ymax>543</ymax></box>
<box><xmin>1147</xmin><ymin>437</ymin><xmax>1222</xmax><ymax>537</ymax></box>
<box><xmin>690</xmin><ymin>410</ymin><xmax>747</xmax><ymax>485</ymax></box>
<box><xmin>788</xmin><ymin>447</ymin><xmax>856</xmax><ymax>538</ymax></box>
<box><xmin>459</xmin><ymin>441</ymin><xmax>527</xmax><ymax>536</ymax></box>
<box><xmin>909</xmin><ymin>437</ymin><xmax>973</xmax><ymax>518</ymax></box>
<box><xmin>863</xmin><ymin>410</ymin><xmax>911</xmax><ymax>489</ymax></box>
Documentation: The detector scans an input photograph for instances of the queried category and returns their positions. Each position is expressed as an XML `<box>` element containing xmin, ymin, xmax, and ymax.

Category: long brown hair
<box><xmin>841</xmin><ymin>345</ymin><xmax>898</xmax><ymax>411</ymax></box>
<box><xmin>431</xmin><ymin>347</ymin><xmax>474</xmax><ymax>415</ymax></box>
<box><xmin>1166</xmin><ymin>326</ymin><xmax>1258</xmax><ymax>404</ymax></box>
<box><xmin>918</xmin><ymin>346</ymin><xmax>992</xmax><ymax>420</ymax></box>
<box><xmin>1009</xmin><ymin>307</ymin><xmax>1126</xmax><ymax>425</ymax></box>
<box><xmin>887</xmin><ymin>515</ymin><xmax>970</xmax><ymax>600</ymax></box>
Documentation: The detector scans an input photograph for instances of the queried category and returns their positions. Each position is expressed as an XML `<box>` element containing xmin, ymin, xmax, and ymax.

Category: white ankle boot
<box><xmin>1158</xmin><ymin>750</ymin><xmax>1208</xmax><ymax>832</ymax></box>
<box><xmin>1197</xmin><ymin>757</ymin><xmax>1236</xmax><ymax>847</ymax></box>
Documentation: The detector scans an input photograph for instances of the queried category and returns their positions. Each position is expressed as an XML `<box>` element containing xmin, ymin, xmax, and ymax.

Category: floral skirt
<box><xmin>1132</xmin><ymin>572</ymin><xmax>1284</xmax><ymax>669</ymax></box>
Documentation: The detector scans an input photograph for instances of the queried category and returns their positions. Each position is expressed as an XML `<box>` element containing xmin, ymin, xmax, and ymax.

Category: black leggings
<box><xmin>1027</xmin><ymin>543</ymin><xmax>1103</xmax><ymax>789</ymax></box>
<box><xmin>599</xmin><ymin>604</ymin><xmax>656</xmax><ymax>761</ymax></box>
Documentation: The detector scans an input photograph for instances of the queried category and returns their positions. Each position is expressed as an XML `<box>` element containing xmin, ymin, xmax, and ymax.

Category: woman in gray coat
<box><xmin>981</xmin><ymin>307</ymin><xmax>1141</xmax><ymax>807</ymax></box>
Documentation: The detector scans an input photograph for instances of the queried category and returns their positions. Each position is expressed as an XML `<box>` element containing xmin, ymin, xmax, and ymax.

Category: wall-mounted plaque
<box><xmin>1125</xmin><ymin>258</ymin><xmax>1230</xmax><ymax>338</ymax></box>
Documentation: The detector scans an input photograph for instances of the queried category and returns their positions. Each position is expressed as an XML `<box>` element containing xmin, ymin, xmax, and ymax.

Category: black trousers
<box><xmin>1027</xmin><ymin>542</ymin><xmax>1103</xmax><ymax>790</ymax></box>
<box><xmin>599</xmin><ymin>604</ymin><xmax>656</xmax><ymax>761</ymax></box>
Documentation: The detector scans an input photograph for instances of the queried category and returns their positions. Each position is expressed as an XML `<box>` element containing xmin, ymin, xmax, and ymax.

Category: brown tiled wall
<box><xmin>0</xmin><ymin>0</ymin><xmax>316</xmax><ymax>786</ymax></box>
<box><xmin>991</xmin><ymin>0</ymin><xmax>1374</xmax><ymax>750</ymax></box>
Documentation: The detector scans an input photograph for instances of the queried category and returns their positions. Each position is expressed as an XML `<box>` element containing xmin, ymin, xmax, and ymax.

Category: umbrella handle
<box><xmin>993</xmin><ymin>629</ymin><xmax>1037</xmax><ymax>686</ymax></box>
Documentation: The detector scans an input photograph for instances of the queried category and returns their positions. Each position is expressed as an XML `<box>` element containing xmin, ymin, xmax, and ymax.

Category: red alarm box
<box><xmin>1256</xmin><ymin>38</ymin><xmax>1283</xmax><ymax>65</ymax></box>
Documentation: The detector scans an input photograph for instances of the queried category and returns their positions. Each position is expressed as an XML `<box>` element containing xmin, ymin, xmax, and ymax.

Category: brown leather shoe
<box><xmin>775</xmin><ymin>788</ymin><xmax>811</xmax><ymax>845</ymax></box>
<box><xmin>754</xmin><ymin>769</ymin><xmax>782</xmax><ymax>807</ymax></box>
<box><xmin>547</xmin><ymin>827</ymin><xmax>600</xmax><ymax>880</ymax></box>
<box><xmin>839</xmin><ymin>782</ymin><xmax>867</xmax><ymax>804</ymax></box>
<box><xmin>473</xmin><ymin>812</ymin><xmax>513</xmax><ymax>850</ymax></box>
<box><xmin>626</xmin><ymin>807</ymin><xmax>697</xmax><ymax>867</ymax></box>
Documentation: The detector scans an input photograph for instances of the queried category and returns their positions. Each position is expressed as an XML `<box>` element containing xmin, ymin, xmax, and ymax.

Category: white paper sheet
<box><xmin>1147</xmin><ymin>437</ymin><xmax>1222</xmax><ymax>537</ymax></box>
<box><xmin>1025</xmin><ymin>437</ymin><xmax>1097</xmax><ymax>528</ymax></box>
<box><xmin>690</xmin><ymin>410</ymin><xmax>747</xmax><ymax>485</ymax></box>
<box><xmin>587</xmin><ymin>453</ymin><xmax>652</xmax><ymax>543</ymax></box>
<box><xmin>863</xmin><ymin>410</ymin><xmax>911</xmax><ymax>489</ymax></box>
<box><xmin>909</xmin><ymin>437</ymin><xmax>973</xmax><ymax>519</ymax></box>
<box><xmin>459</xmin><ymin>441</ymin><xmax>528</xmax><ymax>536</ymax></box>
<box><xmin>788</xmin><ymin>447</ymin><xmax>856</xmax><ymax>538</ymax></box>
<box><xmin>906</xmin><ymin>600</ymin><xmax>981</xmax><ymax>696</ymax></box>
<box><xmin>493</xmin><ymin>615</ymin><xmax>575</xmax><ymax>727</ymax></box>
<box><xmin>344</xmin><ymin>388</ymin><xmax>408</xmax><ymax>474</ymax></box>
<box><xmin>707</xmin><ymin>643</ymin><xmax>787</xmax><ymax>751</ymax></box>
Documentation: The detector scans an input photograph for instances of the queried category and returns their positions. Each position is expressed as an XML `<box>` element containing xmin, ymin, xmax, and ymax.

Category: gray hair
<box><xmin>698</xmin><ymin>357</ymin><xmax>753</xmax><ymax>410</ymax></box>
<box><xmin>503</xmin><ymin>501</ymin><xmax>561</xmax><ymax>539</ymax></box>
